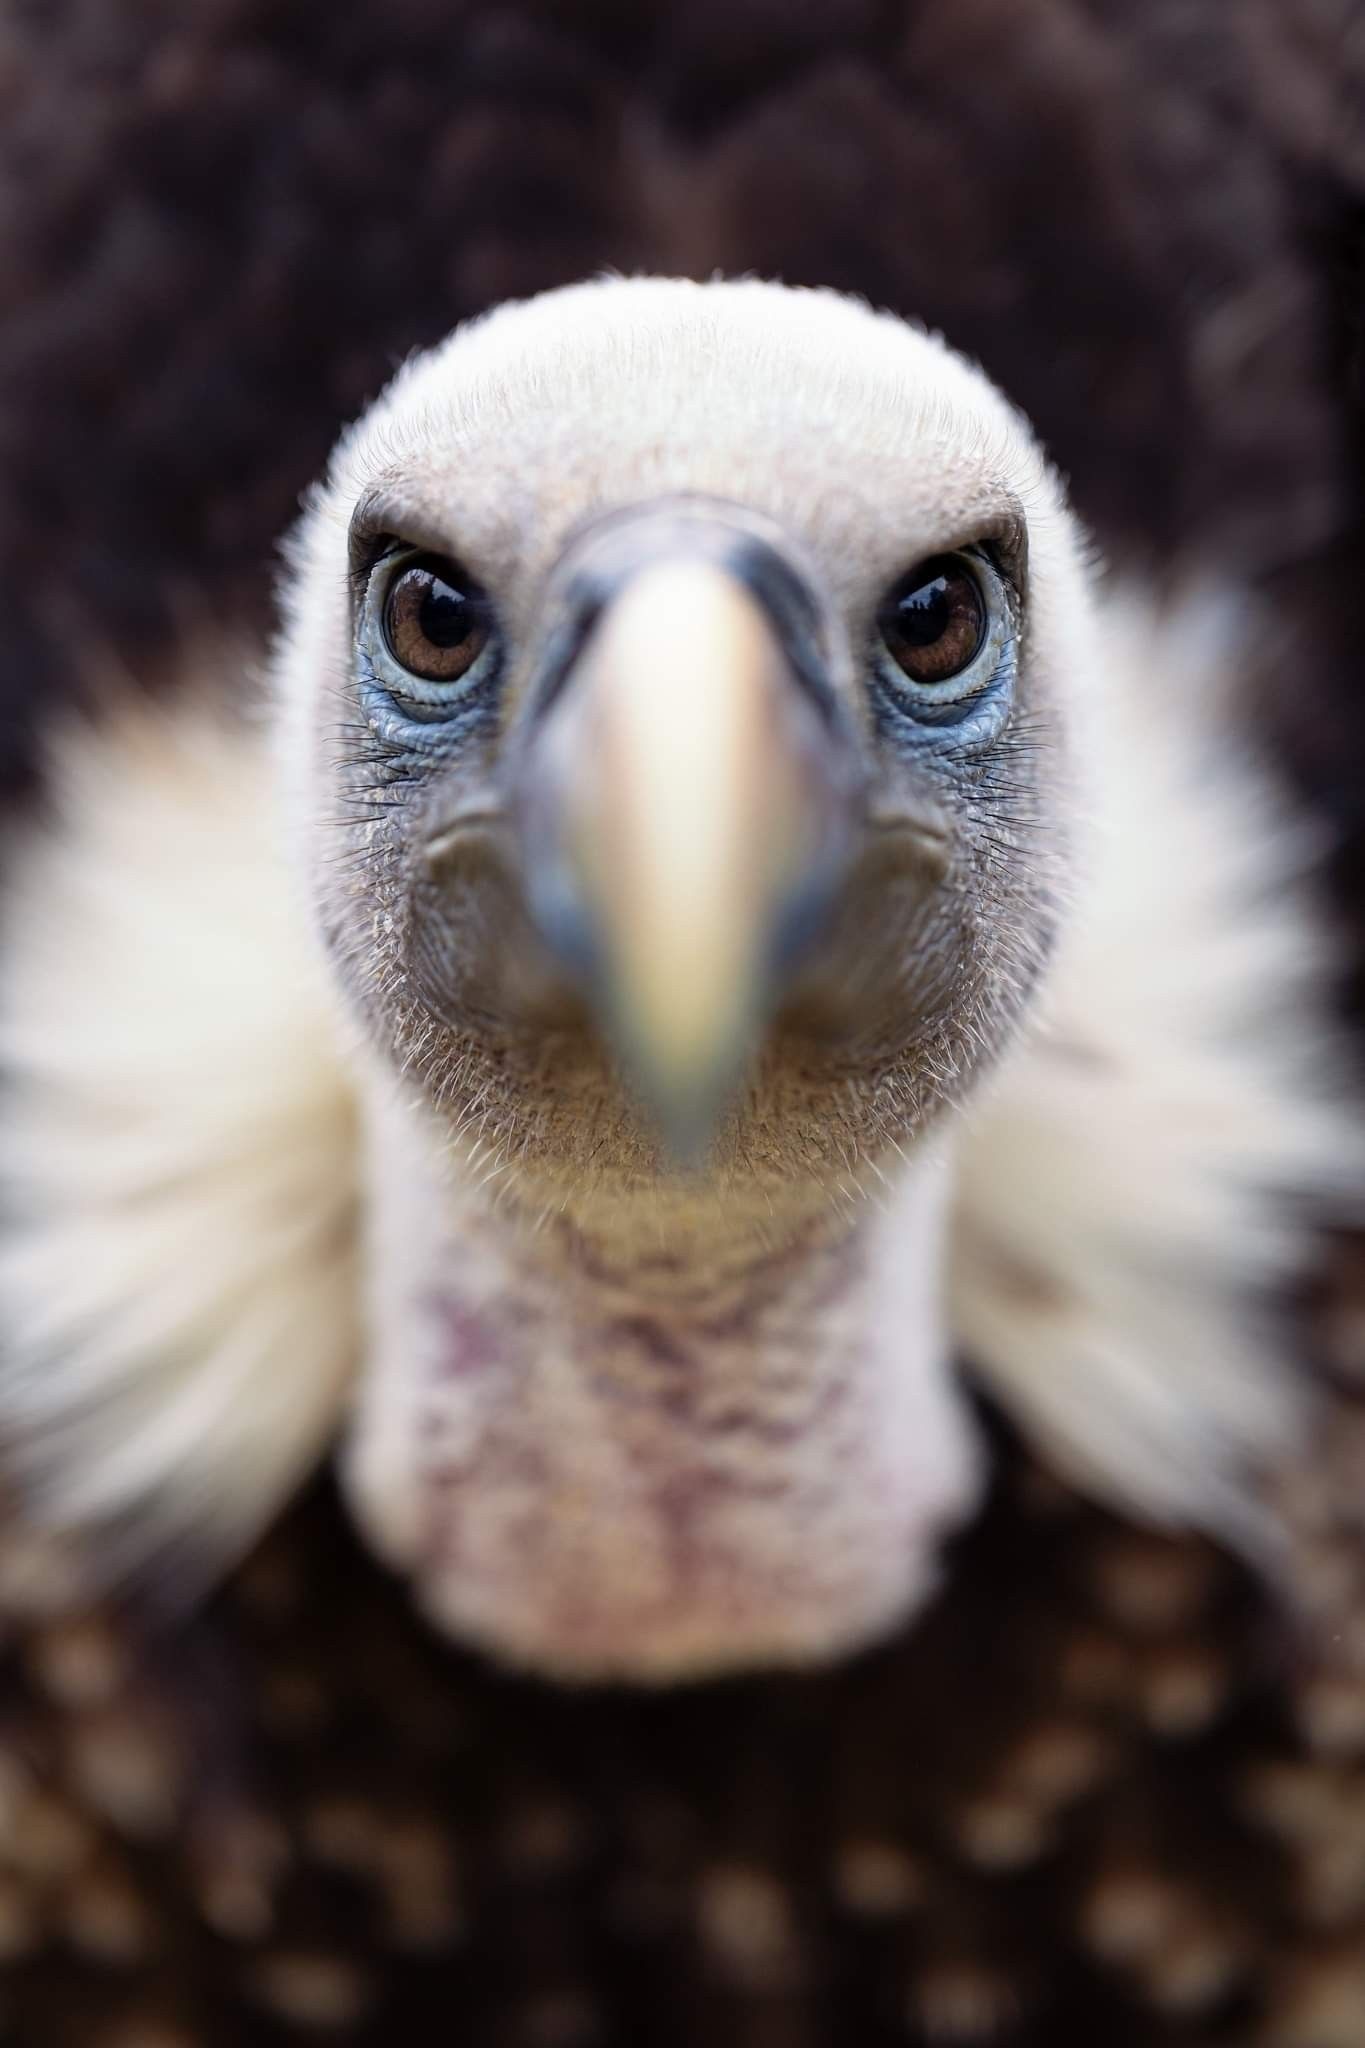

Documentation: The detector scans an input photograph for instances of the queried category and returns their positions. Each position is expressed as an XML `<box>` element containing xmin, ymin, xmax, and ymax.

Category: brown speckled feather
<box><xmin>2</xmin><ymin>1332</ymin><xmax>1365</xmax><ymax>2048</ymax></box>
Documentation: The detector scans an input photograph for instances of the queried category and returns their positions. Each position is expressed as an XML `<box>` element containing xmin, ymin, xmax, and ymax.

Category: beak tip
<box><xmin>653</xmin><ymin>1103</ymin><xmax>722</xmax><ymax>1173</ymax></box>
<box><xmin>615</xmin><ymin>1013</ymin><xmax>756</xmax><ymax>1170</ymax></box>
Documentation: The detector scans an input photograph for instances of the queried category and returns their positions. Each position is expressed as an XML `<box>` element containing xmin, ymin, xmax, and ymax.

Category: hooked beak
<box><xmin>514</xmin><ymin>513</ymin><xmax>860</xmax><ymax>1157</ymax></box>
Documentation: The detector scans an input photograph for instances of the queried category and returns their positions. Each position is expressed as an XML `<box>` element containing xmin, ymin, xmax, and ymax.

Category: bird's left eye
<box><xmin>878</xmin><ymin>556</ymin><xmax>986</xmax><ymax>686</ymax></box>
<box><xmin>383</xmin><ymin>556</ymin><xmax>492</xmax><ymax>683</ymax></box>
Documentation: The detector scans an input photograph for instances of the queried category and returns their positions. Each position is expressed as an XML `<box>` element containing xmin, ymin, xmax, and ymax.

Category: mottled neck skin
<box><xmin>345</xmin><ymin>1078</ymin><xmax>982</xmax><ymax>1683</ymax></box>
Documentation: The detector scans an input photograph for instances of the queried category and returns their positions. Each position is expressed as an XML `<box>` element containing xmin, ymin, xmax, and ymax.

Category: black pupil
<box><xmin>895</xmin><ymin>574</ymin><xmax>952</xmax><ymax>647</ymax></box>
<box><xmin>419</xmin><ymin>574</ymin><xmax>472</xmax><ymax>648</ymax></box>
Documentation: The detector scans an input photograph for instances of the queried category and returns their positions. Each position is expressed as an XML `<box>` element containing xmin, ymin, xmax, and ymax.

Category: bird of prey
<box><xmin>0</xmin><ymin>274</ymin><xmax>1353</xmax><ymax>1688</ymax></box>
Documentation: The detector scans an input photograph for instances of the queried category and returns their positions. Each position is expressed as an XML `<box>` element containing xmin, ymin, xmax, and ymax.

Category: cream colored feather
<box><xmin>952</xmin><ymin>588</ymin><xmax>1356</xmax><ymax>1551</ymax></box>
<box><xmin>0</xmin><ymin>680</ymin><xmax>359</xmax><ymax>1582</ymax></box>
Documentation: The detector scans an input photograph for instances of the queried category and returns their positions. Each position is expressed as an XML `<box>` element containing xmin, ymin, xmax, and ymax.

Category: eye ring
<box><xmin>877</xmin><ymin>554</ymin><xmax>987</xmax><ymax>689</ymax></box>
<box><xmin>381</xmin><ymin>554</ymin><xmax>493</xmax><ymax>684</ymax></box>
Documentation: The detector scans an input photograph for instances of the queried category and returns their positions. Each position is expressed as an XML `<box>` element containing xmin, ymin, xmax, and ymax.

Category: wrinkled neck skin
<box><xmin>344</xmin><ymin>1069</ymin><xmax>983</xmax><ymax>1684</ymax></box>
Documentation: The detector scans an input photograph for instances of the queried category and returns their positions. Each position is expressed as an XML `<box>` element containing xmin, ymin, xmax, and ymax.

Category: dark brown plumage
<box><xmin>4</xmin><ymin>2</ymin><xmax>1365</xmax><ymax>2041</ymax></box>
<box><xmin>3</xmin><ymin>1338</ymin><xmax>1365</xmax><ymax>2048</ymax></box>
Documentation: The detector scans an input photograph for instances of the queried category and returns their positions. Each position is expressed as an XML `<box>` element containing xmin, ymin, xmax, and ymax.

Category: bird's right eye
<box><xmin>382</xmin><ymin>556</ymin><xmax>493</xmax><ymax>683</ymax></box>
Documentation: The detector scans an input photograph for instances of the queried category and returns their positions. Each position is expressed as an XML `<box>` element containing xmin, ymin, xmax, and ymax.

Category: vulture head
<box><xmin>277</xmin><ymin>278</ymin><xmax>1086</xmax><ymax>1674</ymax></box>
<box><xmin>0</xmin><ymin>278</ymin><xmax>1350</xmax><ymax>1682</ymax></box>
<box><xmin>283</xmin><ymin>278</ymin><xmax>1082</xmax><ymax>1194</ymax></box>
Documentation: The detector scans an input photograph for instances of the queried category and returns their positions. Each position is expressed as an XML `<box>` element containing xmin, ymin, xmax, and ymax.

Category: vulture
<box><xmin>0</xmin><ymin>270</ymin><xmax>1355</xmax><ymax>1685</ymax></box>
<box><xmin>2</xmin><ymin>6</ymin><xmax>1365</xmax><ymax>2047</ymax></box>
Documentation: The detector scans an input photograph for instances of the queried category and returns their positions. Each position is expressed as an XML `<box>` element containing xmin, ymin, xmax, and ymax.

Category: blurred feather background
<box><xmin>2</xmin><ymin>3</ymin><xmax>1365</xmax><ymax>2042</ymax></box>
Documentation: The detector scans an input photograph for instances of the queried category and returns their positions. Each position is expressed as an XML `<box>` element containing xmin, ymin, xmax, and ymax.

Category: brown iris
<box><xmin>878</xmin><ymin>556</ymin><xmax>986</xmax><ymax>686</ymax></box>
<box><xmin>383</xmin><ymin>557</ymin><xmax>491</xmax><ymax>682</ymax></box>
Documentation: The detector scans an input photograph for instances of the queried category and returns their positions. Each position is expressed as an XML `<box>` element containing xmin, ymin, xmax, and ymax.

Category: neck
<box><xmin>343</xmin><ymin>1073</ymin><xmax>983</xmax><ymax>1681</ymax></box>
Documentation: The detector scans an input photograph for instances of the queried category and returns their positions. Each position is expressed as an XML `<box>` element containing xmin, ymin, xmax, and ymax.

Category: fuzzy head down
<box><xmin>277</xmin><ymin>277</ymin><xmax>1094</xmax><ymax>1229</ymax></box>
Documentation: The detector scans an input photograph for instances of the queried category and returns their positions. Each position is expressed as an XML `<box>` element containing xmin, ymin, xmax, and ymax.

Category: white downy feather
<box><xmin>0</xmin><ymin>678</ymin><xmax>359</xmax><ymax>1585</ymax></box>
<box><xmin>954</xmin><ymin>586</ymin><xmax>1358</xmax><ymax>1547</ymax></box>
